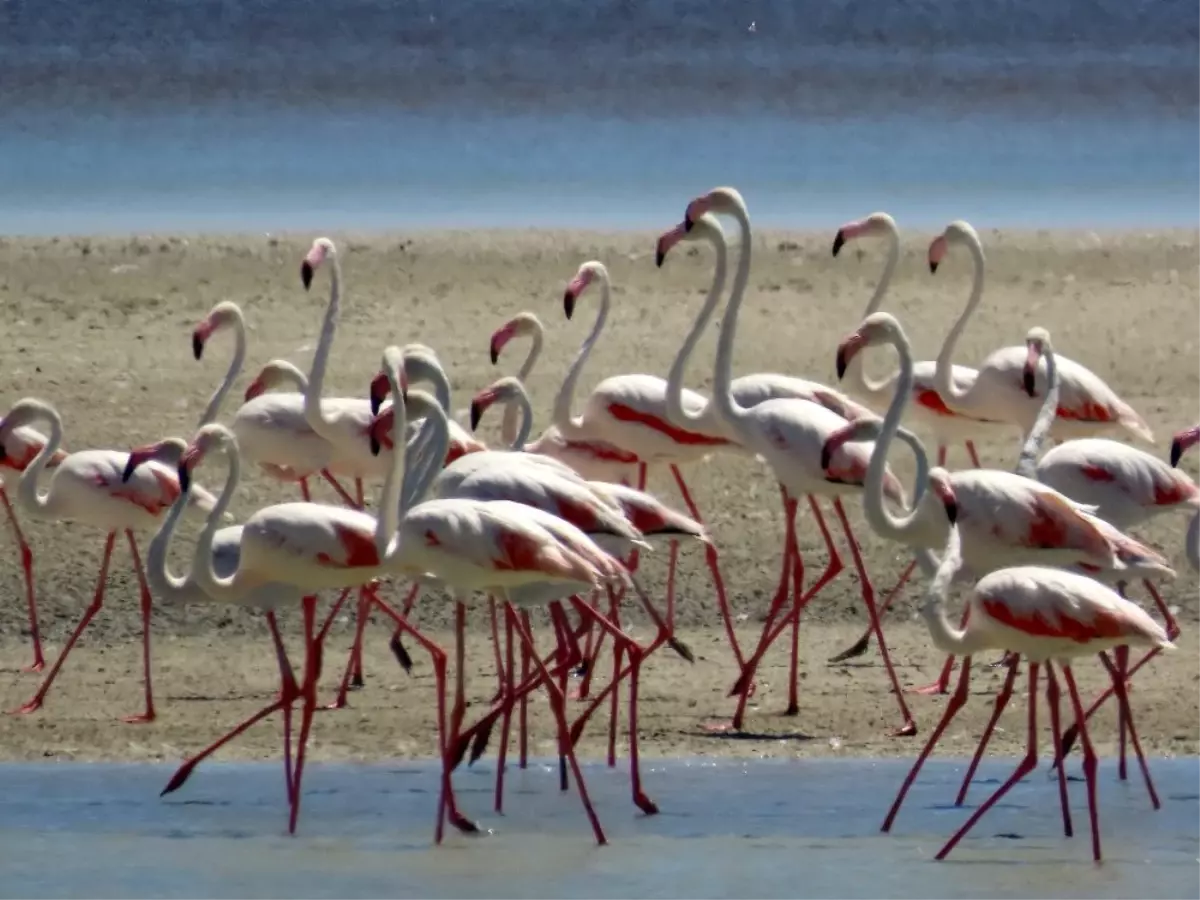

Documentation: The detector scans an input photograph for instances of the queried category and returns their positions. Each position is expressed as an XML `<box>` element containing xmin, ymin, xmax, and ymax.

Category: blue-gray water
<box><xmin>2</xmin><ymin>758</ymin><xmax>1196</xmax><ymax>898</ymax></box>
<box><xmin>1</xmin><ymin>0</ymin><xmax>1197</xmax><ymax>234</ymax></box>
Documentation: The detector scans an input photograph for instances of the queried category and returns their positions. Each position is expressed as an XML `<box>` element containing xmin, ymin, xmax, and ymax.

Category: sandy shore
<box><xmin>0</xmin><ymin>225</ymin><xmax>1196</xmax><ymax>763</ymax></box>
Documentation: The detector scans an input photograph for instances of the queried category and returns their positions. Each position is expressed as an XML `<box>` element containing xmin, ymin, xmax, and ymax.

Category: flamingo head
<box><xmin>244</xmin><ymin>360</ymin><xmax>299</xmax><ymax>402</ymax></box>
<box><xmin>469</xmin><ymin>377</ymin><xmax>524</xmax><ymax>433</ymax></box>
<box><xmin>928</xmin><ymin>220</ymin><xmax>980</xmax><ymax>274</ymax></box>
<box><xmin>367</xmin><ymin>408</ymin><xmax>395</xmax><ymax>458</ymax></box>
<box><xmin>655</xmin><ymin>213</ymin><xmax>724</xmax><ymax>268</ymax></box>
<box><xmin>835</xmin><ymin>312</ymin><xmax>900</xmax><ymax>380</ymax></box>
<box><xmin>819</xmin><ymin>418</ymin><xmax>881</xmax><ymax>472</ymax></box>
<box><xmin>300</xmin><ymin>237</ymin><xmax>336</xmax><ymax>290</ymax></box>
<box><xmin>832</xmin><ymin>211</ymin><xmax>896</xmax><ymax>257</ymax></box>
<box><xmin>928</xmin><ymin>466</ymin><xmax>958</xmax><ymax>524</ymax></box>
<box><xmin>1171</xmin><ymin>425</ymin><xmax>1200</xmax><ymax>468</ymax></box>
<box><xmin>1022</xmin><ymin>326</ymin><xmax>1053</xmax><ymax>398</ymax></box>
<box><xmin>122</xmin><ymin>438</ymin><xmax>186</xmax><ymax>483</ymax></box>
<box><xmin>682</xmin><ymin>186</ymin><xmax>744</xmax><ymax>232</ymax></box>
<box><xmin>177</xmin><ymin>424</ymin><xmax>231</xmax><ymax>493</ymax></box>
<box><xmin>489</xmin><ymin>312</ymin><xmax>541</xmax><ymax>365</ymax></box>
<box><xmin>192</xmin><ymin>301</ymin><xmax>241</xmax><ymax>361</ymax></box>
<box><xmin>563</xmin><ymin>262</ymin><xmax>604</xmax><ymax>319</ymax></box>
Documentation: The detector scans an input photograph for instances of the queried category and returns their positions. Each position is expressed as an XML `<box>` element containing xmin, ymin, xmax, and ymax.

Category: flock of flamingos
<box><xmin>1</xmin><ymin>186</ymin><xmax>1196</xmax><ymax>863</ymax></box>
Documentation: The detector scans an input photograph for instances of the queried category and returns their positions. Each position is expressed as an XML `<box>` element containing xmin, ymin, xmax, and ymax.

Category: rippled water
<box><xmin>0</xmin><ymin>0</ymin><xmax>1196</xmax><ymax>233</ymax></box>
<box><xmin>1</xmin><ymin>757</ymin><xmax>1196</xmax><ymax>898</ymax></box>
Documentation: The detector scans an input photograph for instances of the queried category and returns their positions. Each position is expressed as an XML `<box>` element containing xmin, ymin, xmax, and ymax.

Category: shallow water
<box><xmin>2</xmin><ymin>757</ymin><xmax>1196</xmax><ymax>898</ymax></box>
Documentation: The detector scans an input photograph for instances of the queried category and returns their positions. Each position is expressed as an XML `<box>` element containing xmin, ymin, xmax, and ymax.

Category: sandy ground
<box><xmin>0</xmin><ymin>224</ymin><xmax>1196</xmax><ymax>764</ymax></box>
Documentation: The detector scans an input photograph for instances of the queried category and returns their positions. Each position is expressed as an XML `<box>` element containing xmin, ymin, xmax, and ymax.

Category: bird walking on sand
<box><xmin>0</xmin><ymin>398</ymin><xmax>219</xmax><ymax>723</ymax></box>
<box><xmin>661</xmin><ymin>190</ymin><xmax>918</xmax><ymax>736</ymax></box>
<box><xmin>881</xmin><ymin>523</ymin><xmax>1174</xmax><ymax>862</ymax></box>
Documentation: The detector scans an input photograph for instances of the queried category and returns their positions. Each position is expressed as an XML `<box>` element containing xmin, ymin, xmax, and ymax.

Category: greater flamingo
<box><xmin>1171</xmin><ymin>423</ymin><xmax>1200</xmax><ymax>572</ymax></box>
<box><xmin>881</xmin><ymin>524</ymin><xmax>1174</xmax><ymax>862</ymax></box>
<box><xmin>0</xmin><ymin>398</ymin><xmax>218</xmax><ymax>722</ymax></box>
<box><xmin>928</xmin><ymin>221</ymin><xmax>1155</xmax><ymax>443</ymax></box>
<box><xmin>824</xmin><ymin>314</ymin><xmax>1174</xmax><ymax>695</ymax></box>
<box><xmin>832</xmin><ymin>211</ymin><xmax>1009</xmax><ymax>469</ymax></box>
<box><xmin>665</xmin><ymin>189</ymin><xmax>918</xmax><ymax>736</ymax></box>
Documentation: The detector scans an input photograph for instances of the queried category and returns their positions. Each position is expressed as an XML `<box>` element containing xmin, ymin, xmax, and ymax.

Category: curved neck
<box><xmin>304</xmin><ymin>252</ymin><xmax>345</xmax><ymax>442</ymax></box>
<box><xmin>405</xmin><ymin>353</ymin><xmax>452</xmax><ymax>413</ymax></box>
<box><xmin>666</xmin><ymin>226</ymin><xmax>728</xmax><ymax>429</ymax></box>
<box><xmin>919</xmin><ymin>529</ymin><xmax>986</xmax><ymax>655</ymax></box>
<box><xmin>1014</xmin><ymin>343</ymin><xmax>1059</xmax><ymax>480</ymax></box>
<box><xmin>843</xmin><ymin>226</ymin><xmax>901</xmax><ymax>397</ymax></box>
<box><xmin>14</xmin><ymin>402</ymin><xmax>64</xmax><ymax>520</ymax></box>
<box><xmin>863</xmin><ymin>331</ymin><xmax>929</xmax><ymax>543</ymax></box>
<box><xmin>711</xmin><ymin>200</ymin><xmax>754</xmax><ymax>431</ymax></box>
<box><xmin>194</xmin><ymin>434</ymin><xmax>244</xmax><ymax>599</ymax></box>
<box><xmin>503</xmin><ymin>326</ymin><xmax>543</xmax><ymax>446</ymax></box>
<box><xmin>503</xmin><ymin>385</ymin><xmax>536</xmax><ymax>452</ymax></box>
<box><xmin>398</xmin><ymin>395</ymin><xmax>450</xmax><ymax>515</ymax></box>
<box><xmin>147</xmin><ymin>489</ymin><xmax>199</xmax><ymax>603</ymax></box>
<box><xmin>198</xmin><ymin>307</ymin><xmax>247</xmax><ymax>427</ymax></box>
<box><xmin>552</xmin><ymin>272</ymin><xmax>611</xmax><ymax>441</ymax></box>
<box><xmin>261</xmin><ymin>361</ymin><xmax>309</xmax><ymax>394</ymax></box>
<box><xmin>934</xmin><ymin>235</ymin><xmax>986</xmax><ymax>405</ymax></box>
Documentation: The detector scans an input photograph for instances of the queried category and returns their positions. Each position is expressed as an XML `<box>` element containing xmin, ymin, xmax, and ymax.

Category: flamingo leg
<box><xmin>882</xmin><ymin>656</ymin><xmax>971</xmax><ymax>833</ymax></box>
<box><xmin>1098</xmin><ymin>651</ymin><xmax>1159</xmax><ymax>810</ymax></box>
<box><xmin>936</xmin><ymin>445</ymin><xmax>947</xmax><ymax>467</ymax></box>
<box><xmin>1059</xmin><ymin>664</ymin><xmax>1102</xmax><ymax>862</ymax></box>
<box><xmin>784</xmin><ymin>533</ymin><xmax>806</xmax><ymax>716</ymax></box>
<box><xmin>494</xmin><ymin>608</ymin><xmax>515</xmax><ymax>814</ymax></box>
<box><xmin>325</xmin><ymin>588</ymin><xmax>363</xmax><ymax>709</ymax></box>
<box><xmin>1</xmin><ymin>487</ymin><xmax>42</xmax><ymax>672</ymax></box>
<box><xmin>910</xmin><ymin>605</ymin><xmax>969</xmax><ymax>696</ymax></box>
<box><xmin>1114</xmin><ymin>645</ymin><xmax>1128</xmax><ymax>780</ymax></box>
<box><xmin>827</xmin><ymin>557</ymin><xmax>918</xmax><ymax>664</ymax></box>
<box><xmin>518</xmin><ymin>610</ymin><xmax>531</xmax><ymax>769</ymax></box>
<box><xmin>437</xmin><ymin>599</ymin><xmax>477</xmax><ymax>841</ymax></box>
<box><xmin>508</xmin><ymin>602</ymin><xmax>608</xmax><ymax>846</ymax></box>
<box><xmin>1044</xmin><ymin>663</ymin><xmax>1074</xmax><ymax>838</ymax></box>
<box><xmin>121</xmin><ymin>530</ymin><xmax>158</xmax><ymax>723</ymax></box>
<box><xmin>954</xmin><ymin>654</ymin><xmax>1018</xmax><ymax>806</ymax></box>
<box><xmin>669</xmin><ymin>463</ymin><xmax>742</xmax><ymax>667</ymax></box>
<box><xmin>264</xmin><ymin>610</ymin><xmax>298</xmax><ymax>809</ymax></box>
<box><xmin>488</xmin><ymin>596</ymin><xmax>506</xmax><ymax>704</ymax></box>
<box><xmin>605</xmin><ymin>584</ymin><xmax>623</xmax><ymax>768</ymax></box>
<box><xmin>831</xmin><ymin>498</ymin><xmax>915</xmax><ymax>736</ymax></box>
<box><xmin>287</xmin><ymin>595</ymin><xmax>321</xmax><ymax>834</ymax></box>
<box><xmin>935</xmin><ymin>662</ymin><xmax>1040</xmax><ymax>861</ymax></box>
<box><xmin>10</xmin><ymin>531</ymin><xmax>116</xmax><ymax>716</ymax></box>
<box><xmin>964</xmin><ymin>440</ymin><xmax>982</xmax><ymax>469</ymax></box>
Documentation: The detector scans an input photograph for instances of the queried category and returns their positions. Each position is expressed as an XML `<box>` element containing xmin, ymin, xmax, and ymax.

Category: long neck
<box><xmin>399</xmin><ymin>395</ymin><xmax>450</xmax><ymax>514</ymax></box>
<box><xmin>406</xmin><ymin>353</ymin><xmax>452</xmax><ymax>413</ymax></box>
<box><xmin>263</xmin><ymin>362</ymin><xmax>309</xmax><ymax>394</ymax></box>
<box><xmin>552</xmin><ymin>273</ymin><xmax>610</xmax><ymax>442</ymax></box>
<box><xmin>503</xmin><ymin>328</ymin><xmax>543</xmax><ymax>445</ymax></box>
<box><xmin>863</xmin><ymin>332</ymin><xmax>928</xmax><ymax>542</ymax></box>
<box><xmin>15</xmin><ymin>402</ymin><xmax>65</xmax><ymax>520</ymax></box>
<box><xmin>1014</xmin><ymin>343</ymin><xmax>1059</xmax><ymax>480</ymax></box>
<box><xmin>193</xmin><ymin>434</ymin><xmax>244</xmax><ymax>600</ymax></box>
<box><xmin>304</xmin><ymin>253</ymin><xmax>344</xmax><ymax>442</ymax></box>
<box><xmin>147</xmin><ymin>489</ymin><xmax>201</xmax><ymax>603</ymax></box>
<box><xmin>666</xmin><ymin>227</ymin><xmax>728</xmax><ymax>429</ymax></box>
<box><xmin>197</xmin><ymin>308</ymin><xmax>247</xmax><ymax>427</ymax></box>
<box><xmin>918</xmin><ymin>529</ymin><xmax>986</xmax><ymax>655</ymax></box>
<box><xmin>843</xmin><ymin>226</ymin><xmax>901</xmax><ymax>398</ymax></box>
<box><xmin>934</xmin><ymin>235</ymin><xmax>986</xmax><ymax>405</ymax></box>
<box><xmin>711</xmin><ymin>201</ymin><xmax>754</xmax><ymax>431</ymax></box>
<box><xmin>503</xmin><ymin>386</ymin><xmax>536</xmax><ymax>452</ymax></box>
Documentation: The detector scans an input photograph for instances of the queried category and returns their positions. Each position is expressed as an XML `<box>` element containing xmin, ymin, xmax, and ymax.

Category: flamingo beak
<box><xmin>1170</xmin><ymin>436</ymin><xmax>1184</xmax><ymax>468</ymax></box>
<box><xmin>244</xmin><ymin>378</ymin><xmax>266</xmax><ymax>402</ymax></box>
<box><xmin>177</xmin><ymin>445</ymin><xmax>200</xmax><ymax>493</ymax></box>
<box><xmin>1022</xmin><ymin>343</ymin><xmax>1041</xmax><ymax>398</ymax></box>
<box><xmin>469</xmin><ymin>389</ymin><xmax>498</xmax><ymax>433</ymax></box>
<box><xmin>369</xmin><ymin>372</ymin><xmax>389</xmax><ymax>416</ymax></box>
<box><xmin>563</xmin><ymin>275</ymin><xmax>588</xmax><ymax>320</ymax></box>
<box><xmin>932</xmin><ymin>478</ymin><xmax>958</xmax><ymax>524</ymax></box>
<box><xmin>831</xmin><ymin>229</ymin><xmax>846</xmax><ymax>257</ymax></box>
<box><xmin>655</xmin><ymin>223</ymin><xmax>687</xmax><ymax>268</ymax></box>
<box><xmin>835</xmin><ymin>333</ymin><xmax>865</xmax><ymax>381</ymax></box>
<box><xmin>489</xmin><ymin>323</ymin><xmax>515</xmax><ymax>366</ymax></box>
<box><xmin>191</xmin><ymin>320</ymin><xmax>214</xmax><ymax>361</ymax></box>
<box><xmin>300</xmin><ymin>260</ymin><xmax>314</xmax><ymax>290</ymax></box>
<box><xmin>928</xmin><ymin>235</ymin><xmax>947</xmax><ymax>275</ymax></box>
<box><xmin>123</xmin><ymin>447</ymin><xmax>153</xmax><ymax>483</ymax></box>
<box><xmin>368</xmin><ymin>411</ymin><xmax>392</xmax><ymax>458</ymax></box>
<box><xmin>820</xmin><ymin>425</ymin><xmax>854</xmax><ymax>472</ymax></box>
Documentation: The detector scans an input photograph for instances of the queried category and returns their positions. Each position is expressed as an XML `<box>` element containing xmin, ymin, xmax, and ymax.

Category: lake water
<box><xmin>0</xmin><ymin>0</ymin><xmax>1196</xmax><ymax>234</ymax></box>
<box><xmin>1</xmin><ymin>757</ymin><xmax>1196</xmax><ymax>898</ymax></box>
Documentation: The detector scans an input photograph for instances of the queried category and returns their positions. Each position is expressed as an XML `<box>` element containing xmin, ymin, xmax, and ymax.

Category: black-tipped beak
<box><xmin>370</xmin><ymin>431</ymin><xmax>382</xmax><ymax>457</ymax></box>
<box><xmin>564</xmin><ymin>291</ymin><xmax>576</xmax><ymax>320</ymax></box>
<box><xmin>489</xmin><ymin>344</ymin><xmax>500</xmax><ymax>366</ymax></box>
<box><xmin>177</xmin><ymin>463</ymin><xmax>191</xmax><ymax>494</ymax></box>
<box><xmin>370</xmin><ymin>394</ymin><xmax>383</xmax><ymax>416</ymax></box>
<box><xmin>300</xmin><ymin>261</ymin><xmax>314</xmax><ymax>290</ymax></box>
<box><xmin>655</xmin><ymin>247</ymin><xmax>666</xmax><ymax>268</ymax></box>
<box><xmin>820</xmin><ymin>442</ymin><xmax>834</xmax><ymax>471</ymax></box>
<box><xmin>470</xmin><ymin>401</ymin><xmax>484</xmax><ymax>432</ymax></box>
<box><xmin>835</xmin><ymin>348</ymin><xmax>849</xmax><ymax>381</ymax></box>
<box><xmin>683</xmin><ymin>214</ymin><xmax>695</xmax><ymax>233</ymax></box>
<box><xmin>944</xmin><ymin>499</ymin><xmax>958</xmax><ymax>525</ymax></box>
<box><xmin>122</xmin><ymin>456</ymin><xmax>138</xmax><ymax>483</ymax></box>
<box><xmin>1022</xmin><ymin>366</ymin><xmax>1037</xmax><ymax>398</ymax></box>
<box><xmin>1170</xmin><ymin>438</ymin><xmax>1184</xmax><ymax>468</ymax></box>
<box><xmin>832</xmin><ymin>230</ymin><xmax>846</xmax><ymax>257</ymax></box>
<box><xmin>192</xmin><ymin>333</ymin><xmax>204</xmax><ymax>360</ymax></box>
<box><xmin>929</xmin><ymin>260</ymin><xmax>939</xmax><ymax>275</ymax></box>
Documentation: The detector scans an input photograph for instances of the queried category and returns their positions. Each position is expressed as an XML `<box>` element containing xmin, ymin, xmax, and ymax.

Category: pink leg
<box><xmin>1</xmin><ymin>487</ymin><xmax>42</xmax><ymax>672</ymax></box>
<box><xmin>122</xmin><ymin>530</ymin><xmax>157</xmax><ymax>723</ymax></box>
<box><xmin>965</xmin><ymin>440</ymin><xmax>982</xmax><ymax>468</ymax></box>
<box><xmin>325</xmin><ymin>588</ymin><xmax>363</xmax><ymax>709</ymax></box>
<box><xmin>954</xmin><ymin>655</ymin><xmax>1018</xmax><ymax>806</ymax></box>
<box><xmin>488</xmin><ymin>596</ymin><xmax>506</xmax><ymax>703</ymax></box>
<box><xmin>1044</xmin><ymin>663</ymin><xmax>1074</xmax><ymax>838</ymax></box>
<box><xmin>935</xmin><ymin>662</ymin><xmax>1040</xmax><ymax>861</ymax></box>
<box><xmin>1097</xmin><ymin>651</ymin><xmax>1159</xmax><ymax>810</ymax></box>
<box><xmin>287</xmin><ymin>596</ymin><xmax>321</xmax><ymax>834</ymax></box>
<box><xmin>883</xmin><ymin>656</ymin><xmax>971</xmax><ymax>833</ymax></box>
<box><xmin>832</xmin><ymin>498</ymin><xmax>916</xmax><ymax>736</ymax></box>
<box><xmin>1059</xmin><ymin>664</ymin><xmax>1102</xmax><ymax>862</ymax></box>
<box><xmin>605</xmin><ymin>584</ymin><xmax>623</xmax><ymax>767</ymax></box>
<box><xmin>910</xmin><ymin>605</ymin><xmax>970</xmax><ymax>696</ymax></box>
<box><xmin>508</xmin><ymin>603</ymin><xmax>607</xmax><ymax>846</ymax></box>
<box><xmin>10</xmin><ymin>532</ymin><xmax>116</xmax><ymax>716</ymax></box>
<box><xmin>1114</xmin><ymin>645</ymin><xmax>1128</xmax><ymax>780</ymax></box>
<box><xmin>319</xmin><ymin>469</ymin><xmax>362</xmax><ymax>510</ymax></box>
<box><xmin>828</xmin><ymin>557</ymin><xmax>919</xmax><ymax>664</ymax></box>
<box><xmin>518</xmin><ymin>610</ymin><xmax>531</xmax><ymax>769</ymax></box>
<box><xmin>670</xmin><ymin>464</ymin><xmax>742</xmax><ymax>667</ymax></box>
<box><xmin>494</xmin><ymin>608</ymin><xmax>515</xmax><ymax>814</ymax></box>
<box><xmin>936</xmin><ymin>445</ymin><xmax>948</xmax><ymax>467</ymax></box>
<box><xmin>437</xmin><ymin>600</ymin><xmax>479</xmax><ymax>841</ymax></box>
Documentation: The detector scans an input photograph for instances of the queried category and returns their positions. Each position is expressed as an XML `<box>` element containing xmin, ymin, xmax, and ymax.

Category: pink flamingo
<box><xmin>0</xmin><ymin>398</ymin><xmax>219</xmax><ymax>722</ymax></box>
<box><xmin>0</xmin><ymin>423</ymin><xmax>68</xmax><ymax>672</ymax></box>
<box><xmin>824</xmin><ymin>314</ymin><xmax>1175</xmax><ymax>695</ymax></box>
<box><xmin>663</xmin><ymin>192</ymin><xmax>918</xmax><ymax>736</ymax></box>
<box><xmin>1171</xmin><ymin>423</ymin><xmax>1200</xmax><ymax>572</ymax></box>
<box><xmin>928</xmin><ymin>220</ymin><xmax>1155</xmax><ymax>444</ymax></box>
<box><xmin>881</xmin><ymin>523</ymin><xmax>1174</xmax><ymax>862</ymax></box>
<box><xmin>832</xmin><ymin>211</ymin><xmax>1010</xmax><ymax>470</ymax></box>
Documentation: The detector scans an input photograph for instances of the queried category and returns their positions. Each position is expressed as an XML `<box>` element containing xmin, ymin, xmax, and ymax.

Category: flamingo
<box><xmin>1171</xmin><ymin>423</ymin><xmax>1200</xmax><ymax>572</ymax></box>
<box><xmin>663</xmin><ymin>189</ymin><xmax>918</xmax><ymax>736</ymax></box>
<box><xmin>824</xmin><ymin>314</ymin><xmax>1175</xmax><ymax>695</ymax></box>
<box><xmin>927</xmin><ymin>220</ymin><xmax>1155</xmax><ymax>444</ymax></box>
<box><xmin>880</xmin><ymin>523</ymin><xmax>1174</xmax><ymax>862</ymax></box>
<box><xmin>0</xmin><ymin>422</ymin><xmax>68</xmax><ymax>672</ymax></box>
<box><xmin>0</xmin><ymin>398</ymin><xmax>218</xmax><ymax>722</ymax></box>
<box><xmin>831</xmin><ymin>211</ymin><xmax>1010</xmax><ymax>470</ymax></box>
